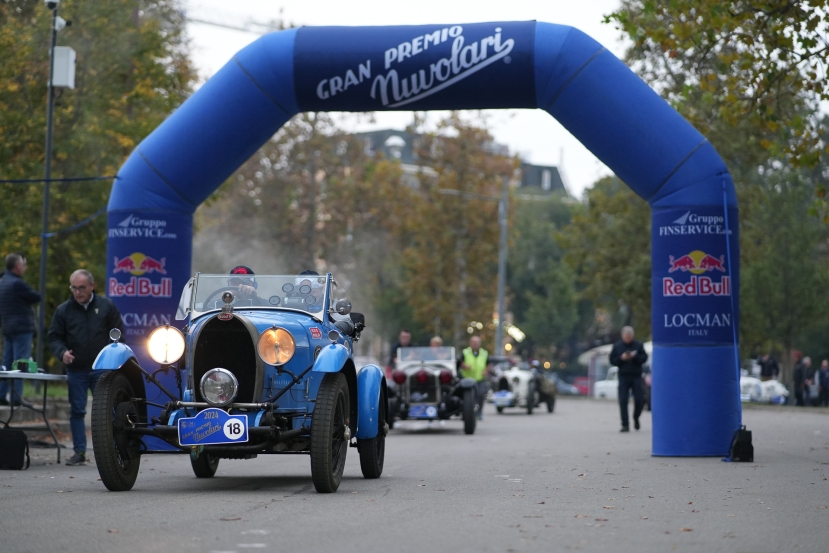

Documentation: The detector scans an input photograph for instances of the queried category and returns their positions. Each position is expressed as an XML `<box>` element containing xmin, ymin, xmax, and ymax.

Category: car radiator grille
<box><xmin>193</xmin><ymin>317</ymin><xmax>257</xmax><ymax>403</ymax></box>
<box><xmin>408</xmin><ymin>380</ymin><xmax>438</xmax><ymax>403</ymax></box>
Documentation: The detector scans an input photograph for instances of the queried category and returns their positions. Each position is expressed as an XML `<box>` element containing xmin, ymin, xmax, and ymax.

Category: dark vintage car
<box><xmin>90</xmin><ymin>273</ymin><xmax>388</xmax><ymax>493</ymax></box>
<box><xmin>387</xmin><ymin>347</ymin><xmax>478</xmax><ymax>434</ymax></box>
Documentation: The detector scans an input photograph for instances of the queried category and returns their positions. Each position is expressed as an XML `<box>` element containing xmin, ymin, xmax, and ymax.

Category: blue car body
<box><xmin>91</xmin><ymin>273</ymin><xmax>387</xmax><ymax>491</ymax></box>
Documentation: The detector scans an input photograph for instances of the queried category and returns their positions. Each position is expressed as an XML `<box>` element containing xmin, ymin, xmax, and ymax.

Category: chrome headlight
<box><xmin>147</xmin><ymin>325</ymin><xmax>185</xmax><ymax>365</ymax></box>
<box><xmin>200</xmin><ymin>368</ymin><xmax>238</xmax><ymax>407</ymax></box>
<box><xmin>257</xmin><ymin>327</ymin><xmax>295</xmax><ymax>366</ymax></box>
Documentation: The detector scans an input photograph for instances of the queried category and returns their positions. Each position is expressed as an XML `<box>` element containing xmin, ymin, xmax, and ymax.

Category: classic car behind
<box><xmin>492</xmin><ymin>362</ymin><xmax>556</xmax><ymax>414</ymax></box>
<box><xmin>387</xmin><ymin>347</ymin><xmax>478</xmax><ymax>434</ymax></box>
<box><xmin>90</xmin><ymin>273</ymin><xmax>388</xmax><ymax>493</ymax></box>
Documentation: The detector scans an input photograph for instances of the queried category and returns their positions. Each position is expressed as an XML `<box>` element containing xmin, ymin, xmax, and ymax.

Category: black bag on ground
<box><xmin>729</xmin><ymin>425</ymin><xmax>753</xmax><ymax>462</ymax></box>
<box><xmin>0</xmin><ymin>421</ymin><xmax>30</xmax><ymax>470</ymax></box>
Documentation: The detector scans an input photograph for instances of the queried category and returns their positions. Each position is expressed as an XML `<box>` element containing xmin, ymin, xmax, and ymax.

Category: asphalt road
<box><xmin>2</xmin><ymin>397</ymin><xmax>827</xmax><ymax>553</ymax></box>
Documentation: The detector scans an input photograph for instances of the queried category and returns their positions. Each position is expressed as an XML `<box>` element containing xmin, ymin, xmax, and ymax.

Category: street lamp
<box><xmin>36</xmin><ymin>0</ymin><xmax>72</xmax><ymax>367</ymax></box>
<box><xmin>439</xmin><ymin>175</ymin><xmax>510</xmax><ymax>354</ymax></box>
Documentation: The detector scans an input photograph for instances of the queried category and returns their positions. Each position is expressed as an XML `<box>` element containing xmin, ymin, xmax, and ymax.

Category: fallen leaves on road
<box><xmin>681</xmin><ymin>527</ymin><xmax>693</xmax><ymax>532</ymax></box>
<box><xmin>575</xmin><ymin>514</ymin><xmax>589</xmax><ymax>518</ymax></box>
<box><xmin>108</xmin><ymin>529</ymin><xmax>118</xmax><ymax>534</ymax></box>
<box><xmin>220</xmin><ymin>516</ymin><xmax>241</xmax><ymax>521</ymax></box>
<box><xmin>642</xmin><ymin>516</ymin><xmax>649</xmax><ymax>519</ymax></box>
<box><xmin>595</xmin><ymin>518</ymin><xmax>608</xmax><ymax>522</ymax></box>
<box><xmin>602</xmin><ymin>506</ymin><xmax>614</xmax><ymax>509</ymax></box>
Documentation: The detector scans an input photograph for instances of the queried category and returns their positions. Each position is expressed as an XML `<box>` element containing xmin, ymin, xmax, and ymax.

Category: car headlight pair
<box><xmin>145</xmin><ymin>324</ymin><xmax>295</xmax><ymax>408</ymax></box>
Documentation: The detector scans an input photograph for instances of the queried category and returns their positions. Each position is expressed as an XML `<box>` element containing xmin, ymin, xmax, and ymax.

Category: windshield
<box><xmin>399</xmin><ymin>347</ymin><xmax>456</xmax><ymax>362</ymax></box>
<box><xmin>185</xmin><ymin>274</ymin><xmax>329</xmax><ymax>319</ymax></box>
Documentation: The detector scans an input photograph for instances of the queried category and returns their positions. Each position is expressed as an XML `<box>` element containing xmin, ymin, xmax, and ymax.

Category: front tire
<box><xmin>310</xmin><ymin>372</ymin><xmax>349</xmax><ymax>493</ymax></box>
<box><xmin>190</xmin><ymin>452</ymin><xmax>220</xmax><ymax>478</ymax></box>
<box><xmin>546</xmin><ymin>396</ymin><xmax>555</xmax><ymax>413</ymax></box>
<box><xmin>91</xmin><ymin>371</ymin><xmax>141</xmax><ymax>492</ymax></box>
<box><xmin>358</xmin><ymin>388</ymin><xmax>386</xmax><ymax>479</ymax></box>
<box><xmin>527</xmin><ymin>382</ymin><xmax>536</xmax><ymax>415</ymax></box>
<box><xmin>496</xmin><ymin>406</ymin><xmax>504</xmax><ymax>414</ymax></box>
<box><xmin>463</xmin><ymin>388</ymin><xmax>476</xmax><ymax>435</ymax></box>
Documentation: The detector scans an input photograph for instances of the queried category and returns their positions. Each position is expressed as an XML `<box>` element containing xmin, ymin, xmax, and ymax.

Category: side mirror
<box><xmin>334</xmin><ymin>299</ymin><xmax>352</xmax><ymax>315</ymax></box>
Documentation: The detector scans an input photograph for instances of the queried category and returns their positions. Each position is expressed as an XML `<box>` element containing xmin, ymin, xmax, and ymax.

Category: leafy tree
<box><xmin>386</xmin><ymin>113</ymin><xmax>516</xmax><ymax>346</ymax></box>
<box><xmin>606</xmin><ymin>0</ymin><xmax>829</xmax><ymax>169</ymax></box>
<box><xmin>0</xmin><ymin>0</ymin><xmax>194</xmax><ymax>365</ymax></box>
<box><xmin>559</xmin><ymin>177</ymin><xmax>652</xmax><ymax>338</ymax></box>
<box><xmin>739</xmin><ymin>163</ymin><xmax>829</xmax><ymax>384</ymax></box>
<box><xmin>508</xmin><ymin>195</ymin><xmax>580</xmax><ymax>357</ymax></box>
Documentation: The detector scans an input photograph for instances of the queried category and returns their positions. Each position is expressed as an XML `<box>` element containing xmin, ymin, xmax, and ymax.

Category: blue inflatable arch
<box><xmin>106</xmin><ymin>21</ymin><xmax>740</xmax><ymax>456</ymax></box>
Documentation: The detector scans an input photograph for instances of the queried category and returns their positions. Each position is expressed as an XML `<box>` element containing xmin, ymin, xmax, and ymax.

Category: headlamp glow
<box><xmin>146</xmin><ymin>325</ymin><xmax>185</xmax><ymax>365</ymax></box>
<box><xmin>257</xmin><ymin>327</ymin><xmax>295</xmax><ymax>366</ymax></box>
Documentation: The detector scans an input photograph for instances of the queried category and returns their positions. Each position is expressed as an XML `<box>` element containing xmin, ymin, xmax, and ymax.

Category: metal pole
<box><xmin>37</xmin><ymin>7</ymin><xmax>58</xmax><ymax>367</ymax></box>
<box><xmin>495</xmin><ymin>175</ymin><xmax>508</xmax><ymax>355</ymax></box>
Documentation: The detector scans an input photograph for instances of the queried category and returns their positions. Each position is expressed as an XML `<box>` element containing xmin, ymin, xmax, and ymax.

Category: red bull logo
<box><xmin>112</xmin><ymin>253</ymin><xmax>167</xmax><ymax>276</ymax></box>
<box><xmin>664</xmin><ymin>250</ymin><xmax>730</xmax><ymax>297</ymax></box>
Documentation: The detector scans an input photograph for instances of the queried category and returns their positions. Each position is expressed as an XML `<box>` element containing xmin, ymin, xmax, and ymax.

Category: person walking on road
<box><xmin>818</xmin><ymin>360</ymin><xmax>829</xmax><ymax>407</ymax></box>
<box><xmin>48</xmin><ymin>269</ymin><xmax>124</xmax><ymax>466</ymax></box>
<box><xmin>609</xmin><ymin>326</ymin><xmax>648</xmax><ymax>433</ymax></box>
<box><xmin>459</xmin><ymin>336</ymin><xmax>489</xmax><ymax>421</ymax></box>
<box><xmin>0</xmin><ymin>253</ymin><xmax>41</xmax><ymax>407</ymax></box>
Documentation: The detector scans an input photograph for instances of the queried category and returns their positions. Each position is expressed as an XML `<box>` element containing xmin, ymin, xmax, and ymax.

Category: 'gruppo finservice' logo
<box><xmin>113</xmin><ymin>252</ymin><xmax>167</xmax><ymax>276</ymax></box>
<box><xmin>663</xmin><ymin>250</ymin><xmax>731</xmax><ymax>297</ymax></box>
<box><xmin>315</xmin><ymin>25</ymin><xmax>515</xmax><ymax>108</ymax></box>
<box><xmin>658</xmin><ymin>211</ymin><xmax>731</xmax><ymax>237</ymax></box>
<box><xmin>108</xmin><ymin>214</ymin><xmax>177</xmax><ymax>239</ymax></box>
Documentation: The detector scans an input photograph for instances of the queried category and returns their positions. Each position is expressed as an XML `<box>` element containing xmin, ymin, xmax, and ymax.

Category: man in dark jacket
<box><xmin>48</xmin><ymin>269</ymin><xmax>124</xmax><ymax>466</ymax></box>
<box><xmin>0</xmin><ymin>253</ymin><xmax>41</xmax><ymax>406</ymax></box>
<box><xmin>609</xmin><ymin>326</ymin><xmax>649</xmax><ymax>432</ymax></box>
<box><xmin>793</xmin><ymin>352</ymin><xmax>807</xmax><ymax>406</ymax></box>
<box><xmin>758</xmin><ymin>353</ymin><xmax>780</xmax><ymax>381</ymax></box>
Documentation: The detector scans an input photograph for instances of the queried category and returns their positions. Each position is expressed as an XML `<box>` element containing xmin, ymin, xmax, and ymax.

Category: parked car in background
<box><xmin>593</xmin><ymin>366</ymin><xmax>618</xmax><ymax>399</ymax></box>
<box><xmin>550</xmin><ymin>373</ymin><xmax>581</xmax><ymax>395</ymax></box>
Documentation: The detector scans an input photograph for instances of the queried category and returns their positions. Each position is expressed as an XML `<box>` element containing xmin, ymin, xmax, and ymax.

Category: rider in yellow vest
<box><xmin>459</xmin><ymin>336</ymin><xmax>489</xmax><ymax>420</ymax></box>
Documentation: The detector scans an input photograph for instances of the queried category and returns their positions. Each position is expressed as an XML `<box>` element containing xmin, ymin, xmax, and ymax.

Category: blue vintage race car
<box><xmin>90</xmin><ymin>273</ymin><xmax>388</xmax><ymax>493</ymax></box>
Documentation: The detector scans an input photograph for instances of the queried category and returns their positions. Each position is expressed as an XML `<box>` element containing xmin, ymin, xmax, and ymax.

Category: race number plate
<box><xmin>493</xmin><ymin>390</ymin><xmax>514</xmax><ymax>407</ymax></box>
<box><xmin>408</xmin><ymin>405</ymin><xmax>438</xmax><ymax>418</ymax></box>
<box><xmin>178</xmin><ymin>408</ymin><xmax>249</xmax><ymax>446</ymax></box>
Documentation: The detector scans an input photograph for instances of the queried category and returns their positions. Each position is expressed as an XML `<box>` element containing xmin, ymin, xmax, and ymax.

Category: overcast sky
<box><xmin>183</xmin><ymin>0</ymin><xmax>629</xmax><ymax>198</ymax></box>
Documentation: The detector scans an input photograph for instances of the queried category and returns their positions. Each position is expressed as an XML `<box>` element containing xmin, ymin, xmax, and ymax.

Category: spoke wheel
<box><xmin>527</xmin><ymin>382</ymin><xmax>536</xmax><ymax>415</ymax></box>
<box><xmin>358</xmin><ymin>387</ymin><xmax>386</xmax><ymax>479</ymax></box>
<box><xmin>91</xmin><ymin>371</ymin><xmax>141</xmax><ymax>492</ymax></box>
<box><xmin>310</xmin><ymin>372</ymin><xmax>349</xmax><ymax>493</ymax></box>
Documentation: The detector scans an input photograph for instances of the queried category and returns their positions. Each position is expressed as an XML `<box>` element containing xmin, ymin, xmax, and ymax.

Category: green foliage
<box><xmin>606</xmin><ymin>0</ymin><xmax>829</xmax><ymax>168</ymax></box>
<box><xmin>508</xmin><ymin>195</ymin><xmax>580</xmax><ymax>356</ymax></box>
<box><xmin>738</xmin><ymin>163</ymin><xmax>829</xmax><ymax>382</ymax></box>
<box><xmin>0</xmin><ymin>0</ymin><xmax>194</xmax><ymax>365</ymax></box>
<box><xmin>560</xmin><ymin>177</ymin><xmax>652</xmax><ymax>337</ymax></box>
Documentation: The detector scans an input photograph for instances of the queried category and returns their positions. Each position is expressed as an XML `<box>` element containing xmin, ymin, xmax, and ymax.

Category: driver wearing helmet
<box><xmin>228</xmin><ymin>265</ymin><xmax>266</xmax><ymax>305</ymax></box>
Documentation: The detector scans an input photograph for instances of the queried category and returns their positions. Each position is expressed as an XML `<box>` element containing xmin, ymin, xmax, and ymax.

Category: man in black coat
<box><xmin>608</xmin><ymin>326</ymin><xmax>649</xmax><ymax>432</ymax></box>
<box><xmin>0</xmin><ymin>253</ymin><xmax>41</xmax><ymax>406</ymax></box>
<box><xmin>48</xmin><ymin>269</ymin><xmax>124</xmax><ymax>466</ymax></box>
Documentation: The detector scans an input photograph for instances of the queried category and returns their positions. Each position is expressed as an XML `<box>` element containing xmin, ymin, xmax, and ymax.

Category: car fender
<box><xmin>355</xmin><ymin>364</ymin><xmax>385</xmax><ymax>440</ymax></box>
<box><xmin>312</xmin><ymin>343</ymin><xmax>350</xmax><ymax>373</ymax></box>
<box><xmin>459</xmin><ymin>377</ymin><xmax>477</xmax><ymax>389</ymax></box>
<box><xmin>93</xmin><ymin>342</ymin><xmax>139</xmax><ymax>371</ymax></box>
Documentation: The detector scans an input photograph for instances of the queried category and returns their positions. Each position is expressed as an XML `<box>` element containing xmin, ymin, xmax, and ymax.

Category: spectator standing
<box><xmin>818</xmin><ymin>360</ymin><xmax>829</xmax><ymax>408</ymax></box>
<box><xmin>758</xmin><ymin>353</ymin><xmax>780</xmax><ymax>382</ymax></box>
<box><xmin>792</xmin><ymin>352</ymin><xmax>808</xmax><ymax>407</ymax></box>
<box><xmin>0</xmin><ymin>253</ymin><xmax>41</xmax><ymax>407</ymax></box>
<box><xmin>459</xmin><ymin>336</ymin><xmax>489</xmax><ymax>421</ymax></box>
<box><xmin>609</xmin><ymin>326</ymin><xmax>649</xmax><ymax>432</ymax></box>
<box><xmin>48</xmin><ymin>270</ymin><xmax>124</xmax><ymax>466</ymax></box>
<box><xmin>803</xmin><ymin>356</ymin><xmax>816</xmax><ymax>407</ymax></box>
